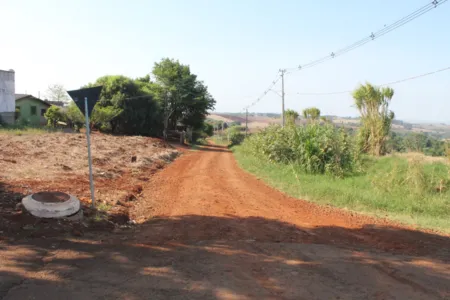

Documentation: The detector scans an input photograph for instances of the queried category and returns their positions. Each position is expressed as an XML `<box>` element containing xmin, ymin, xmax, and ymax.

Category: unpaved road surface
<box><xmin>1</xmin><ymin>145</ymin><xmax>450</xmax><ymax>299</ymax></box>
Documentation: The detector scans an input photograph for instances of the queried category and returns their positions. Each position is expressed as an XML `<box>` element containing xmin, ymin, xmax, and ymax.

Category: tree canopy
<box><xmin>285</xmin><ymin>109</ymin><xmax>299</xmax><ymax>126</ymax></box>
<box><xmin>78</xmin><ymin>58</ymin><xmax>215</xmax><ymax>138</ymax></box>
<box><xmin>302</xmin><ymin>107</ymin><xmax>321</xmax><ymax>121</ymax></box>
<box><xmin>353</xmin><ymin>83</ymin><xmax>394</xmax><ymax>156</ymax></box>
<box><xmin>152</xmin><ymin>58</ymin><xmax>216</xmax><ymax>135</ymax></box>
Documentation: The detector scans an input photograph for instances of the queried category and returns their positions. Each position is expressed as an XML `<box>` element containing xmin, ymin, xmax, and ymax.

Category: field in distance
<box><xmin>208</xmin><ymin>113</ymin><xmax>450</xmax><ymax>138</ymax></box>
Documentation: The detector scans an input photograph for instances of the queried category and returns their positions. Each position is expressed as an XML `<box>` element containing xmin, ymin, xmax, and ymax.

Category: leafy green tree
<box><xmin>44</xmin><ymin>106</ymin><xmax>66</xmax><ymax>127</ymax></box>
<box><xmin>85</xmin><ymin>75</ymin><xmax>162</xmax><ymax>135</ymax></box>
<box><xmin>353</xmin><ymin>83</ymin><xmax>394</xmax><ymax>156</ymax></box>
<box><xmin>302</xmin><ymin>107</ymin><xmax>321</xmax><ymax>122</ymax></box>
<box><xmin>386</xmin><ymin>132</ymin><xmax>406</xmax><ymax>153</ymax></box>
<box><xmin>91</xmin><ymin>105</ymin><xmax>123</xmax><ymax>131</ymax></box>
<box><xmin>66</xmin><ymin>102</ymin><xmax>85</xmax><ymax>130</ymax></box>
<box><xmin>285</xmin><ymin>109</ymin><xmax>299</xmax><ymax>126</ymax></box>
<box><xmin>227</xmin><ymin>125</ymin><xmax>245</xmax><ymax>145</ymax></box>
<box><xmin>404</xmin><ymin>133</ymin><xmax>427</xmax><ymax>152</ymax></box>
<box><xmin>203</xmin><ymin>122</ymin><xmax>214</xmax><ymax>136</ymax></box>
<box><xmin>152</xmin><ymin>58</ymin><xmax>216</xmax><ymax>137</ymax></box>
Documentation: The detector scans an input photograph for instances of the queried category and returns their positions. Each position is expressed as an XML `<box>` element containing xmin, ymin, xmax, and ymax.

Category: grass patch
<box><xmin>209</xmin><ymin>135</ymin><xmax>229</xmax><ymax>146</ymax></box>
<box><xmin>233</xmin><ymin>145</ymin><xmax>450</xmax><ymax>233</ymax></box>
<box><xmin>97</xmin><ymin>202</ymin><xmax>112</xmax><ymax>212</ymax></box>
<box><xmin>0</xmin><ymin>125</ymin><xmax>56</xmax><ymax>135</ymax></box>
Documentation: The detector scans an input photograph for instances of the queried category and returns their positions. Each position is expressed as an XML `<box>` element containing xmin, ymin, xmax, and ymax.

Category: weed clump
<box><xmin>241</xmin><ymin>124</ymin><xmax>359</xmax><ymax>177</ymax></box>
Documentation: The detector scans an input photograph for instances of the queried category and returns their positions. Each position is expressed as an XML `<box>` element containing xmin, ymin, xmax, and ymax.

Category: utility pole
<box><xmin>245</xmin><ymin>108</ymin><xmax>248</xmax><ymax>136</ymax></box>
<box><xmin>280</xmin><ymin>69</ymin><xmax>286</xmax><ymax>127</ymax></box>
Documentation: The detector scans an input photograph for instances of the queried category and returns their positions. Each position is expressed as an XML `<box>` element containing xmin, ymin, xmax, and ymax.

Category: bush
<box><xmin>66</xmin><ymin>102</ymin><xmax>85</xmax><ymax>130</ymax></box>
<box><xmin>228</xmin><ymin>125</ymin><xmax>245</xmax><ymax>146</ymax></box>
<box><xmin>44</xmin><ymin>106</ymin><xmax>66</xmax><ymax>127</ymax></box>
<box><xmin>203</xmin><ymin>122</ymin><xmax>214</xmax><ymax>137</ymax></box>
<box><xmin>241</xmin><ymin>123</ymin><xmax>359</xmax><ymax>177</ymax></box>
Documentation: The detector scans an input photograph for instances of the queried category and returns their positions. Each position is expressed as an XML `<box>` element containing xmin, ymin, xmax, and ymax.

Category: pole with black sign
<box><xmin>67</xmin><ymin>86</ymin><xmax>103</xmax><ymax>209</ymax></box>
<box><xmin>84</xmin><ymin>96</ymin><xmax>95</xmax><ymax>208</ymax></box>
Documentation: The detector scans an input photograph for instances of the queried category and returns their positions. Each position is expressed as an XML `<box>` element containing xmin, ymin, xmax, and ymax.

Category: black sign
<box><xmin>67</xmin><ymin>86</ymin><xmax>103</xmax><ymax>117</ymax></box>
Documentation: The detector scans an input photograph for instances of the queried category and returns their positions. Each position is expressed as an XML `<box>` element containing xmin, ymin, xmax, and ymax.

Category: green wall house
<box><xmin>15</xmin><ymin>94</ymin><xmax>51</xmax><ymax>126</ymax></box>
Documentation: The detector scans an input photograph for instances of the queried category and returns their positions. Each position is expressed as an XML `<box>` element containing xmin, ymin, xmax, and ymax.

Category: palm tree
<box><xmin>352</xmin><ymin>83</ymin><xmax>394</xmax><ymax>156</ymax></box>
<box><xmin>285</xmin><ymin>109</ymin><xmax>299</xmax><ymax>126</ymax></box>
<box><xmin>302</xmin><ymin>107</ymin><xmax>321</xmax><ymax>122</ymax></box>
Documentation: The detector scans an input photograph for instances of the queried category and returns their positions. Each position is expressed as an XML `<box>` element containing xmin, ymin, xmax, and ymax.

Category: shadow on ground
<box><xmin>1</xmin><ymin>214</ymin><xmax>449</xmax><ymax>299</ymax></box>
<box><xmin>194</xmin><ymin>145</ymin><xmax>231</xmax><ymax>153</ymax></box>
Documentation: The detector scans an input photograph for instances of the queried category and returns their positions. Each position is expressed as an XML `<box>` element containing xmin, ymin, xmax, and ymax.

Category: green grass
<box><xmin>97</xmin><ymin>202</ymin><xmax>112</xmax><ymax>212</ymax></box>
<box><xmin>209</xmin><ymin>135</ymin><xmax>230</xmax><ymax>146</ymax></box>
<box><xmin>233</xmin><ymin>146</ymin><xmax>450</xmax><ymax>233</ymax></box>
<box><xmin>0</xmin><ymin>125</ymin><xmax>55</xmax><ymax>135</ymax></box>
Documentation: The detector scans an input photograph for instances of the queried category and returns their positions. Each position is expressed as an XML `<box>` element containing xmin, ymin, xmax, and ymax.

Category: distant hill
<box><xmin>208</xmin><ymin>113</ymin><xmax>450</xmax><ymax>138</ymax></box>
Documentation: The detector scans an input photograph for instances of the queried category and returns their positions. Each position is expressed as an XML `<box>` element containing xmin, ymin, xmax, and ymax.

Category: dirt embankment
<box><xmin>0</xmin><ymin>132</ymin><xmax>178</xmax><ymax>238</ymax></box>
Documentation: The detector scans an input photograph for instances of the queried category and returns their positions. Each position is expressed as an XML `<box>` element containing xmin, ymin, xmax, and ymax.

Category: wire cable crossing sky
<box><xmin>285</xmin><ymin>0</ymin><xmax>448</xmax><ymax>72</ymax></box>
<box><xmin>2</xmin><ymin>0</ymin><xmax>450</xmax><ymax>122</ymax></box>
<box><xmin>285</xmin><ymin>66</ymin><xmax>450</xmax><ymax>96</ymax></box>
<box><xmin>242</xmin><ymin>0</ymin><xmax>448</xmax><ymax>111</ymax></box>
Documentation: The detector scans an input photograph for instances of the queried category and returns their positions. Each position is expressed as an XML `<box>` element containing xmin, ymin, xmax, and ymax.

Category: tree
<box><xmin>302</xmin><ymin>107</ymin><xmax>321</xmax><ymax>122</ymax></box>
<box><xmin>91</xmin><ymin>105</ymin><xmax>123</xmax><ymax>131</ymax></box>
<box><xmin>227</xmin><ymin>125</ymin><xmax>245</xmax><ymax>145</ymax></box>
<box><xmin>352</xmin><ymin>83</ymin><xmax>394</xmax><ymax>156</ymax></box>
<box><xmin>44</xmin><ymin>106</ymin><xmax>66</xmax><ymax>127</ymax></box>
<box><xmin>285</xmin><ymin>109</ymin><xmax>299</xmax><ymax>126</ymax></box>
<box><xmin>203</xmin><ymin>122</ymin><xmax>214</xmax><ymax>136</ymax></box>
<box><xmin>84</xmin><ymin>75</ymin><xmax>163</xmax><ymax>135</ymax></box>
<box><xmin>45</xmin><ymin>84</ymin><xmax>70</xmax><ymax>104</ymax></box>
<box><xmin>152</xmin><ymin>58</ymin><xmax>216</xmax><ymax>138</ymax></box>
<box><xmin>66</xmin><ymin>102</ymin><xmax>85</xmax><ymax>130</ymax></box>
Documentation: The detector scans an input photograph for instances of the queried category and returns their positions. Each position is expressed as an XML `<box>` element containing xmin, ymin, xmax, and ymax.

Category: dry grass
<box><xmin>389</xmin><ymin>152</ymin><xmax>449</xmax><ymax>165</ymax></box>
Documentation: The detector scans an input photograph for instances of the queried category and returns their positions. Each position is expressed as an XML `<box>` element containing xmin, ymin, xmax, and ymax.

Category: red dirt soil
<box><xmin>132</xmin><ymin>144</ymin><xmax>450</xmax><ymax>259</ymax></box>
<box><xmin>1</xmin><ymin>144</ymin><xmax>449</xmax><ymax>299</ymax></box>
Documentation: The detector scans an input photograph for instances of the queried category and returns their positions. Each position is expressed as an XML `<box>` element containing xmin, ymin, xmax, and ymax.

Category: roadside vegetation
<box><xmin>37</xmin><ymin>58</ymin><xmax>215</xmax><ymax>141</ymax></box>
<box><xmin>233</xmin><ymin>83</ymin><xmax>450</xmax><ymax>232</ymax></box>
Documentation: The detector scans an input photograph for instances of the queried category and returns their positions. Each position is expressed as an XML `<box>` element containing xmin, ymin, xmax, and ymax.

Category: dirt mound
<box><xmin>0</xmin><ymin>132</ymin><xmax>179</xmax><ymax>239</ymax></box>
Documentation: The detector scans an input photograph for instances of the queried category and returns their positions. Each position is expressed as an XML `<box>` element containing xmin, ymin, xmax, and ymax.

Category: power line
<box><xmin>244</xmin><ymin>72</ymin><xmax>282</xmax><ymax>110</ymax></box>
<box><xmin>241</xmin><ymin>0</ymin><xmax>448</xmax><ymax>111</ymax></box>
<box><xmin>287</xmin><ymin>65</ymin><xmax>450</xmax><ymax>96</ymax></box>
<box><xmin>285</xmin><ymin>0</ymin><xmax>448</xmax><ymax>72</ymax></box>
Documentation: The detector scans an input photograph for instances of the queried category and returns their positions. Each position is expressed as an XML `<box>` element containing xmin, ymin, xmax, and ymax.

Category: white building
<box><xmin>0</xmin><ymin>69</ymin><xmax>15</xmax><ymax>124</ymax></box>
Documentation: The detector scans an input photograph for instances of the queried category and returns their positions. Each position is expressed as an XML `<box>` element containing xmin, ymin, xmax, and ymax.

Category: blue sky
<box><xmin>1</xmin><ymin>0</ymin><xmax>449</xmax><ymax>122</ymax></box>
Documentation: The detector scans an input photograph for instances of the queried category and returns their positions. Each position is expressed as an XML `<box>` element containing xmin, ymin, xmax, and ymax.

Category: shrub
<box><xmin>371</xmin><ymin>157</ymin><xmax>449</xmax><ymax>197</ymax></box>
<box><xmin>241</xmin><ymin>123</ymin><xmax>358</xmax><ymax>177</ymax></box>
<box><xmin>228</xmin><ymin>125</ymin><xmax>245</xmax><ymax>146</ymax></box>
<box><xmin>44</xmin><ymin>106</ymin><xmax>67</xmax><ymax>127</ymax></box>
<box><xmin>66</xmin><ymin>102</ymin><xmax>85</xmax><ymax>130</ymax></box>
<box><xmin>203</xmin><ymin>122</ymin><xmax>214</xmax><ymax>137</ymax></box>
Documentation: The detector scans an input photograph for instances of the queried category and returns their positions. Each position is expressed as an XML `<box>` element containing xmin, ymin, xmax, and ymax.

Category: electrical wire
<box><xmin>287</xmin><ymin>65</ymin><xmax>450</xmax><ymax>96</ymax></box>
<box><xmin>241</xmin><ymin>0</ymin><xmax>448</xmax><ymax>110</ymax></box>
<box><xmin>244</xmin><ymin>72</ymin><xmax>282</xmax><ymax>110</ymax></box>
<box><xmin>285</xmin><ymin>0</ymin><xmax>448</xmax><ymax>72</ymax></box>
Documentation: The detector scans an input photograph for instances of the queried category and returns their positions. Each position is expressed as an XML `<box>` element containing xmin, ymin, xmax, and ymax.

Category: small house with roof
<box><xmin>15</xmin><ymin>94</ymin><xmax>51</xmax><ymax>126</ymax></box>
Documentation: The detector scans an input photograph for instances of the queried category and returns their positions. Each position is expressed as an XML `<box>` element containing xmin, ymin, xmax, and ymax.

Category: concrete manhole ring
<box><xmin>22</xmin><ymin>191</ymin><xmax>81</xmax><ymax>218</ymax></box>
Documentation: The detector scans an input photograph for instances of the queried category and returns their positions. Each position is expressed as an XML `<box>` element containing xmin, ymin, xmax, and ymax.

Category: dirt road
<box><xmin>1</xmin><ymin>145</ymin><xmax>450</xmax><ymax>299</ymax></box>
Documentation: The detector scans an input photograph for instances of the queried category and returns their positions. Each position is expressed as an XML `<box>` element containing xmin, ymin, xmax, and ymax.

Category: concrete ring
<box><xmin>22</xmin><ymin>192</ymin><xmax>81</xmax><ymax>218</ymax></box>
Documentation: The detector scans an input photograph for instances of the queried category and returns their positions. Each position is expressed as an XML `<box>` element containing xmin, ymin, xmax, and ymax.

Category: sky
<box><xmin>1</xmin><ymin>0</ymin><xmax>449</xmax><ymax>123</ymax></box>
